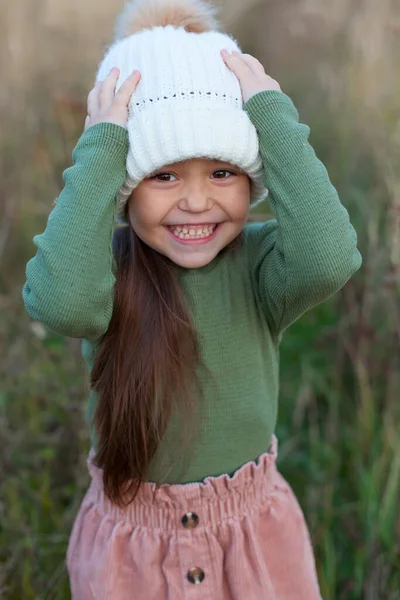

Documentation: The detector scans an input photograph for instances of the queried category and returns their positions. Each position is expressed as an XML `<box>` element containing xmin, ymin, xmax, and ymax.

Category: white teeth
<box><xmin>168</xmin><ymin>224</ymin><xmax>217</xmax><ymax>239</ymax></box>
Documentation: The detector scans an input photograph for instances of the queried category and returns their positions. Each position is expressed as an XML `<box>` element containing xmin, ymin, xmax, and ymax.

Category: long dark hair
<box><xmin>90</xmin><ymin>224</ymin><xmax>243</xmax><ymax>507</ymax></box>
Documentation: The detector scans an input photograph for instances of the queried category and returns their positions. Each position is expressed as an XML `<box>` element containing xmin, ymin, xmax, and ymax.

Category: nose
<box><xmin>177</xmin><ymin>185</ymin><xmax>214</xmax><ymax>213</ymax></box>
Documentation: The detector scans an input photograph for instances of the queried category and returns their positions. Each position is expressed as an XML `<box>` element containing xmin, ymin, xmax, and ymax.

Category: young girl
<box><xmin>23</xmin><ymin>0</ymin><xmax>362</xmax><ymax>598</ymax></box>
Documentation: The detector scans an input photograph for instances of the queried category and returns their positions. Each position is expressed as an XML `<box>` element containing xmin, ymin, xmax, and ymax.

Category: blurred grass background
<box><xmin>1</xmin><ymin>0</ymin><xmax>400</xmax><ymax>597</ymax></box>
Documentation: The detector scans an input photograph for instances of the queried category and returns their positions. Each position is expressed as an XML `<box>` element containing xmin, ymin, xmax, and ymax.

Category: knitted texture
<box><xmin>95</xmin><ymin>24</ymin><xmax>267</xmax><ymax>222</ymax></box>
<box><xmin>22</xmin><ymin>91</ymin><xmax>362</xmax><ymax>483</ymax></box>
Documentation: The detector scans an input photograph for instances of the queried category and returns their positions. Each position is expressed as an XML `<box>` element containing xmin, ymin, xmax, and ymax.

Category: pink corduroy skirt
<box><xmin>66</xmin><ymin>436</ymin><xmax>322</xmax><ymax>599</ymax></box>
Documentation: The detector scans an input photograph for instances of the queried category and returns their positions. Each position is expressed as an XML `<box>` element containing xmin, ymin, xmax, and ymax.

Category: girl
<box><xmin>23</xmin><ymin>0</ymin><xmax>362</xmax><ymax>598</ymax></box>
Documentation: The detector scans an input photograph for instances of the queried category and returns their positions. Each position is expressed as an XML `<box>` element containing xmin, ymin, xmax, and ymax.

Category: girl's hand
<box><xmin>84</xmin><ymin>67</ymin><xmax>141</xmax><ymax>131</ymax></box>
<box><xmin>220</xmin><ymin>49</ymin><xmax>281</xmax><ymax>104</ymax></box>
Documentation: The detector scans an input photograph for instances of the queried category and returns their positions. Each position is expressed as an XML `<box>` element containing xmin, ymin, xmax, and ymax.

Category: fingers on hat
<box><xmin>115</xmin><ymin>71</ymin><xmax>141</xmax><ymax>105</ymax></box>
<box><xmin>232</xmin><ymin>51</ymin><xmax>265</xmax><ymax>74</ymax></box>
<box><xmin>98</xmin><ymin>68</ymin><xmax>120</xmax><ymax>108</ymax></box>
<box><xmin>87</xmin><ymin>82</ymin><xmax>101</xmax><ymax>116</ymax></box>
<box><xmin>222</xmin><ymin>50</ymin><xmax>253</xmax><ymax>79</ymax></box>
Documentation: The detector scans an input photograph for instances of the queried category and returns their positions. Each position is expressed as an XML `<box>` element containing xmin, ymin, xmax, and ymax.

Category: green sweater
<box><xmin>23</xmin><ymin>90</ymin><xmax>362</xmax><ymax>484</ymax></box>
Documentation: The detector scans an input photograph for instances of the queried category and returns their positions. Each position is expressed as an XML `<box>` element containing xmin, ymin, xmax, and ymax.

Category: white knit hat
<box><xmin>95</xmin><ymin>0</ymin><xmax>268</xmax><ymax>223</ymax></box>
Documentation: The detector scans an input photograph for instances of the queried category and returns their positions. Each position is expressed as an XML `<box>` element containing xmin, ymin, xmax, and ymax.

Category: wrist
<box><xmin>74</xmin><ymin>122</ymin><xmax>129</xmax><ymax>169</ymax></box>
<box><xmin>244</xmin><ymin>90</ymin><xmax>298</xmax><ymax>133</ymax></box>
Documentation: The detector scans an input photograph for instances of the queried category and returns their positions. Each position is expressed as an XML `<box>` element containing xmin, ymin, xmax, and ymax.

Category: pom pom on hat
<box><xmin>114</xmin><ymin>0</ymin><xmax>220</xmax><ymax>38</ymax></box>
<box><xmin>95</xmin><ymin>0</ymin><xmax>268</xmax><ymax>223</ymax></box>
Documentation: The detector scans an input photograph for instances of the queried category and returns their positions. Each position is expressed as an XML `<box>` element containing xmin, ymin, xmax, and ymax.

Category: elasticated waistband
<box><xmin>86</xmin><ymin>435</ymin><xmax>280</xmax><ymax>534</ymax></box>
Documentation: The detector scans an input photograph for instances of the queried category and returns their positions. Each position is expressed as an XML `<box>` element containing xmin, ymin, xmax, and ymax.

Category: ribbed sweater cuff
<box><xmin>244</xmin><ymin>90</ymin><xmax>299</xmax><ymax>134</ymax></box>
<box><xmin>75</xmin><ymin>122</ymin><xmax>129</xmax><ymax>160</ymax></box>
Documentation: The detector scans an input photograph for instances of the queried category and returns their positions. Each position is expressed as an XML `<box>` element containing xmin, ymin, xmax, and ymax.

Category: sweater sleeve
<box><xmin>22</xmin><ymin>122</ymin><xmax>129</xmax><ymax>341</ymax></box>
<box><xmin>243</xmin><ymin>90</ymin><xmax>362</xmax><ymax>340</ymax></box>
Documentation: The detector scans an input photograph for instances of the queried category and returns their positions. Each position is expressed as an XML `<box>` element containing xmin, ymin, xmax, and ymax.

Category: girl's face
<box><xmin>128</xmin><ymin>158</ymin><xmax>251</xmax><ymax>269</ymax></box>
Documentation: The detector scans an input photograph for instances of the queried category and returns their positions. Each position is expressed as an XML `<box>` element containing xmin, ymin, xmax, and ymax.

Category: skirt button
<box><xmin>181</xmin><ymin>511</ymin><xmax>199</xmax><ymax>529</ymax></box>
<box><xmin>187</xmin><ymin>567</ymin><xmax>205</xmax><ymax>584</ymax></box>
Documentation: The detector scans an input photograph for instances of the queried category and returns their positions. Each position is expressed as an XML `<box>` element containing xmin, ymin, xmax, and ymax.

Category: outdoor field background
<box><xmin>1</xmin><ymin>0</ymin><xmax>399</xmax><ymax>597</ymax></box>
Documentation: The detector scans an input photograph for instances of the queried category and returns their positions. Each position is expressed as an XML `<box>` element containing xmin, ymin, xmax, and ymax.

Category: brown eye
<box><xmin>151</xmin><ymin>173</ymin><xmax>177</xmax><ymax>182</ymax></box>
<box><xmin>213</xmin><ymin>170</ymin><xmax>236</xmax><ymax>179</ymax></box>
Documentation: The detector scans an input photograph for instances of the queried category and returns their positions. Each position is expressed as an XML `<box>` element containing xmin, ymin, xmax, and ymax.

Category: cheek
<box><xmin>232</xmin><ymin>180</ymin><xmax>251</xmax><ymax>219</ymax></box>
<box><xmin>230</xmin><ymin>194</ymin><xmax>250</xmax><ymax>222</ymax></box>
<box><xmin>127</xmin><ymin>206</ymin><xmax>141</xmax><ymax>233</ymax></box>
<box><xmin>128</xmin><ymin>196</ymin><xmax>157</xmax><ymax>231</ymax></box>
<box><xmin>130</xmin><ymin>204</ymin><xmax>146</xmax><ymax>229</ymax></box>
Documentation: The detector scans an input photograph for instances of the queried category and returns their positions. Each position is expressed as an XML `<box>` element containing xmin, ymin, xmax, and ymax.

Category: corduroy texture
<box><xmin>95</xmin><ymin>24</ymin><xmax>267</xmax><ymax>222</ymax></box>
<box><xmin>22</xmin><ymin>91</ymin><xmax>362</xmax><ymax>484</ymax></box>
<box><xmin>66</xmin><ymin>436</ymin><xmax>323</xmax><ymax>599</ymax></box>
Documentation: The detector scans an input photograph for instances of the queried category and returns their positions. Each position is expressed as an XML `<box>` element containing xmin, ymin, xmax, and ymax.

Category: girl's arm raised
<box><xmin>22</xmin><ymin>68</ymin><xmax>141</xmax><ymax>341</ymax></box>
<box><xmin>22</xmin><ymin>122</ymin><xmax>128</xmax><ymax>341</ymax></box>
<box><xmin>222</xmin><ymin>50</ymin><xmax>362</xmax><ymax>340</ymax></box>
<box><xmin>243</xmin><ymin>89</ymin><xmax>362</xmax><ymax>340</ymax></box>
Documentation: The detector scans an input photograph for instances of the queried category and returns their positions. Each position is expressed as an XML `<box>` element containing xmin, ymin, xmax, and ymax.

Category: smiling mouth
<box><xmin>167</xmin><ymin>224</ymin><xmax>217</xmax><ymax>240</ymax></box>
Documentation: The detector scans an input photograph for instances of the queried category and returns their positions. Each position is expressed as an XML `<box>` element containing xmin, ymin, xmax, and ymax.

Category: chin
<box><xmin>170</xmin><ymin>252</ymin><xmax>217</xmax><ymax>269</ymax></box>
